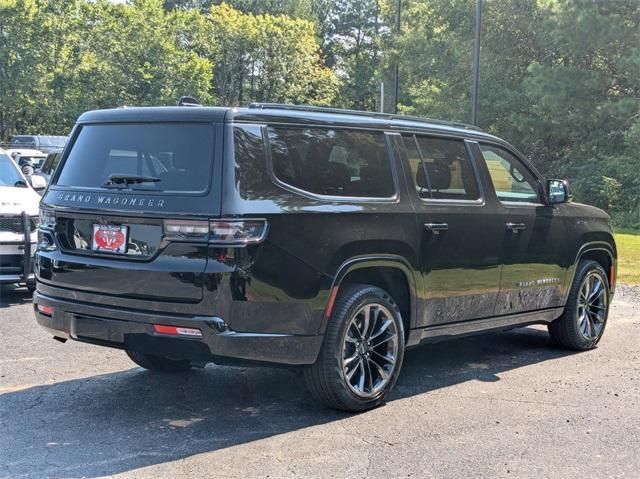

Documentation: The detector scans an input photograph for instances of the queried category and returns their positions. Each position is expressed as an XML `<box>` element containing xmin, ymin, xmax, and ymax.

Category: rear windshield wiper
<box><xmin>104</xmin><ymin>174</ymin><xmax>161</xmax><ymax>188</ymax></box>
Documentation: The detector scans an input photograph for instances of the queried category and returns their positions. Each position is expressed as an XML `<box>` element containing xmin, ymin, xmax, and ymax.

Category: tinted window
<box><xmin>10</xmin><ymin>135</ymin><xmax>37</xmax><ymax>147</ymax></box>
<box><xmin>480</xmin><ymin>144</ymin><xmax>539</xmax><ymax>203</ymax></box>
<box><xmin>233</xmin><ymin>125</ymin><xmax>271</xmax><ymax>199</ymax></box>
<box><xmin>56</xmin><ymin>123</ymin><xmax>214</xmax><ymax>193</ymax></box>
<box><xmin>41</xmin><ymin>153</ymin><xmax>62</xmax><ymax>175</ymax></box>
<box><xmin>403</xmin><ymin>134</ymin><xmax>480</xmax><ymax>200</ymax></box>
<box><xmin>268</xmin><ymin>127</ymin><xmax>394</xmax><ymax>198</ymax></box>
<box><xmin>18</xmin><ymin>156</ymin><xmax>46</xmax><ymax>168</ymax></box>
<box><xmin>0</xmin><ymin>155</ymin><xmax>23</xmax><ymax>186</ymax></box>
<box><xmin>39</xmin><ymin>136</ymin><xmax>67</xmax><ymax>147</ymax></box>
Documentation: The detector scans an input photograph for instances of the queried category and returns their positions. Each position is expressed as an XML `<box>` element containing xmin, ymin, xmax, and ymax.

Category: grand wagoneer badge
<box><xmin>56</xmin><ymin>193</ymin><xmax>165</xmax><ymax>209</ymax></box>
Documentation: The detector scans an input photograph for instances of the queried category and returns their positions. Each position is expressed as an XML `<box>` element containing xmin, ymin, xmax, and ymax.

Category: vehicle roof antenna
<box><xmin>177</xmin><ymin>96</ymin><xmax>202</xmax><ymax>107</ymax></box>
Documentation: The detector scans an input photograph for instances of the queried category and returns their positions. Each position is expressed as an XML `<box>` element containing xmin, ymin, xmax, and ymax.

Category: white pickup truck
<box><xmin>0</xmin><ymin>152</ymin><xmax>42</xmax><ymax>291</ymax></box>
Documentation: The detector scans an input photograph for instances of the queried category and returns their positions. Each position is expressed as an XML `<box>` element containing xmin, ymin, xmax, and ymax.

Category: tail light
<box><xmin>163</xmin><ymin>219</ymin><xmax>209</xmax><ymax>241</ymax></box>
<box><xmin>163</xmin><ymin>219</ymin><xmax>268</xmax><ymax>246</ymax></box>
<box><xmin>209</xmin><ymin>219</ymin><xmax>268</xmax><ymax>245</ymax></box>
<box><xmin>37</xmin><ymin>304</ymin><xmax>54</xmax><ymax>316</ymax></box>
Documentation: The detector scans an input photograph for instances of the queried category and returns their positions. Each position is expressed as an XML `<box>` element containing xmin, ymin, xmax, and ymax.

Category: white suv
<box><xmin>0</xmin><ymin>152</ymin><xmax>41</xmax><ymax>291</ymax></box>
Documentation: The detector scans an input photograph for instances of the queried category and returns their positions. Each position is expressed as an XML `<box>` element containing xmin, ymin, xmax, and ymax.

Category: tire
<box><xmin>304</xmin><ymin>284</ymin><xmax>405</xmax><ymax>412</ymax></box>
<box><xmin>125</xmin><ymin>349</ymin><xmax>192</xmax><ymax>373</ymax></box>
<box><xmin>548</xmin><ymin>260</ymin><xmax>610</xmax><ymax>350</ymax></box>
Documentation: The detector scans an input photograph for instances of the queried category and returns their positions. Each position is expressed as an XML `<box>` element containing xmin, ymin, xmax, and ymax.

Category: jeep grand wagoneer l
<box><xmin>33</xmin><ymin>103</ymin><xmax>616</xmax><ymax>411</ymax></box>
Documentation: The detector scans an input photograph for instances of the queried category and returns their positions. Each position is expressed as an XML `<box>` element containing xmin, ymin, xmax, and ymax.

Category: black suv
<box><xmin>34</xmin><ymin>103</ymin><xmax>616</xmax><ymax>411</ymax></box>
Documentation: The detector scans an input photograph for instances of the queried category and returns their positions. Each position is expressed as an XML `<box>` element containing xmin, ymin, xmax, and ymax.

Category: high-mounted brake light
<box><xmin>209</xmin><ymin>219</ymin><xmax>268</xmax><ymax>245</ymax></box>
<box><xmin>153</xmin><ymin>324</ymin><xmax>202</xmax><ymax>337</ymax></box>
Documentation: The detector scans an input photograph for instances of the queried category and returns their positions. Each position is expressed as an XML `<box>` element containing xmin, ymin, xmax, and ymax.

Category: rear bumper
<box><xmin>33</xmin><ymin>291</ymin><xmax>323</xmax><ymax>366</ymax></box>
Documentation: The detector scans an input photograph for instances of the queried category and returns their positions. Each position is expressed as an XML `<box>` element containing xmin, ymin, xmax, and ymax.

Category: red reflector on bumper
<box><xmin>37</xmin><ymin>304</ymin><xmax>54</xmax><ymax>316</ymax></box>
<box><xmin>153</xmin><ymin>324</ymin><xmax>202</xmax><ymax>337</ymax></box>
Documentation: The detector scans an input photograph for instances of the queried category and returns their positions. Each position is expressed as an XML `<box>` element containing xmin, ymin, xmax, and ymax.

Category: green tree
<box><xmin>201</xmin><ymin>3</ymin><xmax>338</xmax><ymax>105</ymax></box>
<box><xmin>518</xmin><ymin>0</ymin><xmax>640</xmax><ymax>226</ymax></box>
<box><xmin>318</xmin><ymin>0</ymin><xmax>383</xmax><ymax>110</ymax></box>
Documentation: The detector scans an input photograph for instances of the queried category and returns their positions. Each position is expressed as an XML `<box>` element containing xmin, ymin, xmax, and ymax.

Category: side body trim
<box><xmin>417</xmin><ymin>307</ymin><xmax>564</xmax><ymax>344</ymax></box>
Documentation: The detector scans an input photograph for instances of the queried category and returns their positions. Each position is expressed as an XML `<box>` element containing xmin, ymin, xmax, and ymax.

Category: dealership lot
<box><xmin>1</xmin><ymin>285</ymin><xmax>639</xmax><ymax>479</ymax></box>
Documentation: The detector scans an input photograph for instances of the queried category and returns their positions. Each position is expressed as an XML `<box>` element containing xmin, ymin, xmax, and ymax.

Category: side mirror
<box><xmin>545</xmin><ymin>179</ymin><xmax>572</xmax><ymax>205</ymax></box>
<box><xmin>14</xmin><ymin>180</ymin><xmax>28</xmax><ymax>188</ymax></box>
<box><xmin>29</xmin><ymin>174</ymin><xmax>47</xmax><ymax>189</ymax></box>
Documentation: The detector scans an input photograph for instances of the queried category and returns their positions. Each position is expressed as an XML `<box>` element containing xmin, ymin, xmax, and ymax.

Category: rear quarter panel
<box><xmin>220</xmin><ymin>123</ymin><xmax>420</xmax><ymax>335</ymax></box>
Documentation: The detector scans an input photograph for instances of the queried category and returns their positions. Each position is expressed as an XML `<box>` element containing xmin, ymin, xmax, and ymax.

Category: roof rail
<box><xmin>248</xmin><ymin>103</ymin><xmax>482</xmax><ymax>131</ymax></box>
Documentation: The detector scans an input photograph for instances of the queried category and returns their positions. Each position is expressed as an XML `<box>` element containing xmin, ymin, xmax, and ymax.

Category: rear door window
<box><xmin>55</xmin><ymin>123</ymin><xmax>214</xmax><ymax>193</ymax></box>
<box><xmin>403</xmin><ymin>134</ymin><xmax>480</xmax><ymax>201</ymax></box>
<box><xmin>267</xmin><ymin>127</ymin><xmax>395</xmax><ymax>198</ymax></box>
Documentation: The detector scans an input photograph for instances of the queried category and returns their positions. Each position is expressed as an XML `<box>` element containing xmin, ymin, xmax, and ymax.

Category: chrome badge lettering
<box><xmin>516</xmin><ymin>277</ymin><xmax>561</xmax><ymax>287</ymax></box>
<box><xmin>58</xmin><ymin>193</ymin><xmax>165</xmax><ymax>209</ymax></box>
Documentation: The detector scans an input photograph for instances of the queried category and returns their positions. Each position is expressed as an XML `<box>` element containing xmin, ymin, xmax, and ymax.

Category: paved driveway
<box><xmin>1</xmin><ymin>285</ymin><xmax>639</xmax><ymax>478</ymax></box>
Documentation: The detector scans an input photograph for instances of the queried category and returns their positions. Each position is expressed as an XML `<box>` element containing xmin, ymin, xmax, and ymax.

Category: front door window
<box><xmin>479</xmin><ymin>145</ymin><xmax>540</xmax><ymax>204</ymax></box>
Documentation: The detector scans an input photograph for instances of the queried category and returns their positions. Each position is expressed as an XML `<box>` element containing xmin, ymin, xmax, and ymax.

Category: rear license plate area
<box><xmin>92</xmin><ymin>224</ymin><xmax>128</xmax><ymax>253</ymax></box>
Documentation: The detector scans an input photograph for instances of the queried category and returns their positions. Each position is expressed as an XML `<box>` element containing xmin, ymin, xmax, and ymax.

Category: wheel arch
<box><xmin>319</xmin><ymin>255</ymin><xmax>419</xmax><ymax>337</ymax></box>
<box><xmin>567</xmin><ymin>241</ymin><xmax>617</xmax><ymax>302</ymax></box>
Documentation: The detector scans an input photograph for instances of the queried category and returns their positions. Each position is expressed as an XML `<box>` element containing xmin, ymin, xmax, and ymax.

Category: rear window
<box><xmin>10</xmin><ymin>135</ymin><xmax>36</xmax><ymax>147</ymax></box>
<box><xmin>267</xmin><ymin>127</ymin><xmax>394</xmax><ymax>198</ymax></box>
<box><xmin>18</xmin><ymin>156</ymin><xmax>46</xmax><ymax>168</ymax></box>
<box><xmin>55</xmin><ymin>123</ymin><xmax>213</xmax><ymax>193</ymax></box>
<box><xmin>39</xmin><ymin>136</ymin><xmax>67</xmax><ymax>148</ymax></box>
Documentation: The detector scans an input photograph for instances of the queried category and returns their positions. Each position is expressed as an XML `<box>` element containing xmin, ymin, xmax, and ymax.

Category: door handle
<box><xmin>425</xmin><ymin>222</ymin><xmax>449</xmax><ymax>234</ymax></box>
<box><xmin>506</xmin><ymin>222</ymin><xmax>526</xmax><ymax>232</ymax></box>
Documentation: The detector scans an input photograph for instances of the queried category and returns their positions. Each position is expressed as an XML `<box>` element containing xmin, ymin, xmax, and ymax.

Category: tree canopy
<box><xmin>0</xmin><ymin>0</ymin><xmax>637</xmax><ymax>226</ymax></box>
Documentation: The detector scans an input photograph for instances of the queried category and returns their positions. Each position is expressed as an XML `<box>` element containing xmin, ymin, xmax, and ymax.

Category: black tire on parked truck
<box><xmin>304</xmin><ymin>284</ymin><xmax>405</xmax><ymax>412</ymax></box>
<box><xmin>125</xmin><ymin>349</ymin><xmax>192</xmax><ymax>372</ymax></box>
<box><xmin>548</xmin><ymin>260</ymin><xmax>610</xmax><ymax>350</ymax></box>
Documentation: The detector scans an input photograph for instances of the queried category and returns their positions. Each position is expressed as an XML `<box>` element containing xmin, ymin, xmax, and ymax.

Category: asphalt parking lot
<box><xmin>1</xmin><ymin>285</ymin><xmax>639</xmax><ymax>479</ymax></box>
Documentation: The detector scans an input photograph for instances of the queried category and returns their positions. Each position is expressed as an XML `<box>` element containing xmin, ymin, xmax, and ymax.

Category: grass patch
<box><xmin>614</xmin><ymin>229</ymin><xmax>640</xmax><ymax>285</ymax></box>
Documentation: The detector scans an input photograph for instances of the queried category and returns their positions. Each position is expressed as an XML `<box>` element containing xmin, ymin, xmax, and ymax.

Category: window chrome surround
<box><xmin>398</xmin><ymin>133</ymin><xmax>486</xmax><ymax>207</ymax></box>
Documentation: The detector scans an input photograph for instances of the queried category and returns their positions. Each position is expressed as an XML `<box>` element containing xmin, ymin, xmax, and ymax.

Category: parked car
<box><xmin>33</xmin><ymin>103</ymin><xmax>616</xmax><ymax>411</ymax></box>
<box><xmin>0</xmin><ymin>153</ymin><xmax>40</xmax><ymax>291</ymax></box>
<box><xmin>16</xmin><ymin>152</ymin><xmax>47</xmax><ymax>170</ymax></box>
<box><xmin>9</xmin><ymin>135</ymin><xmax>67</xmax><ymax>154</ymax></box>
<box><xmin>5</xmin><ymin>148</ymin><xmax>46</xmax><ymax>163</ymax></box>
<box><xmin>37</xmin><ymin>149</ymin><xmax>63</xmax><ymax>184</ymax></box>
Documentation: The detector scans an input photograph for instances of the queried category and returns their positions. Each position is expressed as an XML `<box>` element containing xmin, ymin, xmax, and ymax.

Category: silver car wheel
<box><xmin>576</xmin><ymin>271</ymin><xmax>607</xmax><ymax>341</ymax></box>
<box><xmin>340</xmin><ymin>303</ymin><xmax>399</xmax><ymax>398</ymax></box>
